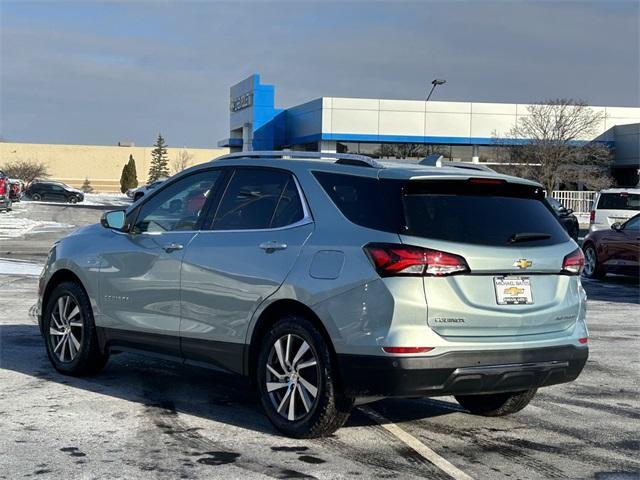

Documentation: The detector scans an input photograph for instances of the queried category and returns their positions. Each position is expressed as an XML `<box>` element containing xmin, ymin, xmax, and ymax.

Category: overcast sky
<box><xmin>1</xmin><ymin>0</ymin><xmax>639</xmax><ymax>148</ymax></box>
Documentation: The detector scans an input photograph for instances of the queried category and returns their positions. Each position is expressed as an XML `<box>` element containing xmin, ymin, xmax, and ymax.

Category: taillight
<box><xmin>562</xmin><ymin>248</ymin><xmax>585</xmax><ymax>275</ymax></box>
<box><xmin>589</xmin><ymin>210</ymin><xmax>595</xmax><ymax>224</ymax></box>
<box><xmin>0</xmin><ymin>178</ymin><xmax>5</xmax><ymax>196</ymax></box>
<box><xmin>364</xmin><ymin>243</ymin><xmax>469</xmax><ymax>277</ymax></box>
<box><xmin>468</xmin><ymin>177</ymin><xmax>506</xmax><ymax>185</ymax></box>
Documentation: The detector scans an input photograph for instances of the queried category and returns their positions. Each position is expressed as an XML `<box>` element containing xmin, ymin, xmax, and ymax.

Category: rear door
<box><xmin>179</xmin><ymin>167</ymin><xmax>313</xmax><ymax>373</ymax></box>
<box><xmin>398</xmin><ymin>179</ymin><xmax>580</xmax><ymax>337</ymax></box>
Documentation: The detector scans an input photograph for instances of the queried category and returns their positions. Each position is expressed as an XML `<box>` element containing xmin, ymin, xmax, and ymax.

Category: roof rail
<box><xmin>419</xmin><ymin>154</ymin><xmax>495</xmax><ymax>172</ymax></box>
<box><xmin>216</xmin><ymin>150</ymin><xmax>383</xmax><ymax>168</ymax></box>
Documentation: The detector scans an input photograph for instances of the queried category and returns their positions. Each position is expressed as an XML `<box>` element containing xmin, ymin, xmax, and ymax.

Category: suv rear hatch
<box><xmin>390</xmin><ymin>176</ymin><xmax>581</xmax><ymax>337</ymax></box>
<box><xmin>592</xmin><ymin>191</ymin><xmax>640</xmax><ymax>229</ymax></box>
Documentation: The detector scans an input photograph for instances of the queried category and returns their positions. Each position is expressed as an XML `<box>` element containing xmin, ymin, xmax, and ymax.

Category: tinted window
<box><xmin>133</xmin><ymin>170</ymin><xmax>221</xmax><ymax>233</ymax></box>
<box><xmin>624</xmin><ymin>215</ymin><xmax>640</xmax><ymax>230</ymax></box>
<box><xmin>597</xmin><ymin>193</ymin><xmax>640</xmax><ymax>211</ymax></box>
<box><xmin>313</xmin><ymin>171</ymin><xmax>402</xmax><ymax>232</ymax></box>
<box><xmin>212</xmin><ymin>169</ymin><xmax>300</xmax><ymax>230</ymax></box>
<box><xmin>403</xmin><ymin>181</ymin><xmax>568</xmax><ymax>246</ymax></box>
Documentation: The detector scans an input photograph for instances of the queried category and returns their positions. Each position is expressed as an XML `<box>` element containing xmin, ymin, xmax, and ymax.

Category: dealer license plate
<box><xmin>494</xmin><ymin>276</ymin><xmax>533</xmax><ymax>305</ymax></box>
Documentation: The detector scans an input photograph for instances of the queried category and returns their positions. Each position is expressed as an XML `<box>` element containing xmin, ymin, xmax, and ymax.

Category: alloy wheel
<box><xmin>265</xmin><ymin>334</ymin><xmax>320</xmax><ymax>422</ymax></box>
<box><xmin>49</xmin><ymin>295</ymin><xmax>83</xmax><ymax>363</ymax></box>
<box><xmin>584</xmin><ymin>247</ymin><xmax>596</xmax><ymax>276</ymax></box>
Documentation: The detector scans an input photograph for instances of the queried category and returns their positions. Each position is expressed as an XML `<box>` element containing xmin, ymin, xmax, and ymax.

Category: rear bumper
<box><xmin>338</xmin><ymin>345</ymin><xmax>588</xmax><ymax>398</ymax></box>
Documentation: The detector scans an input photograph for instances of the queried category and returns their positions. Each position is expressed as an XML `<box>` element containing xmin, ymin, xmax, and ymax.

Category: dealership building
<box><xmin>218</xmin><ymin>74</ymin><xmax>640</xmax><ymax>185</ymax></box>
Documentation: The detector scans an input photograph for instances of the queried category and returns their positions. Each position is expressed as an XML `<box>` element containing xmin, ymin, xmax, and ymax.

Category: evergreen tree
<box><xmin>148</xmin><ymin>134</ymin><xmax>170</xmax><ymax>183</ymax></box>
<box><xmin>81</xmin><ymin>177</ymin><xmax>94</xmax><ymax>193</ymax></box>
<box><xmin>126</xmin><ymin>154</ymin><xmax>138</xmax><ymax>189</ymax></box>
<box><xmin>119</xmin><ymin>162</ymin><xmax>130</xmax><ymax>193</ymax></box>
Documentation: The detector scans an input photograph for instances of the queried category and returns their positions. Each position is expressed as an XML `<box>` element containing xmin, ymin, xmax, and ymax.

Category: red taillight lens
<box><xmin>364</xmin><ymin>243</ymin><xmax>469</xmax><ymax>277</ymax></box>
<box><xmin>382</xmin><ymin>347</ymin><xmax>434</xmax><ymax>354</ymax></box>
<box><xmin>562</xmin><ymin>248</ymin><xmax>585</xmax><ymax>275</ymax></box>
<box><xmin>468</xmin><ymin>177</ymin><xmax>506</xmax><ymax>185</ymax></box>
<box><xmin>578</xmin><ymin>337</ymin><xmax>588</xmax><ymax>344</ymax></box>
<box><xmin>0</xmin><ymin>178</ymin><xmax>5</xmax><ymax>196</ymax></box>
<box><xmin>589</xmin><ymin>210</ymin><xmax>595</xmax><ymax>224</ymax></box>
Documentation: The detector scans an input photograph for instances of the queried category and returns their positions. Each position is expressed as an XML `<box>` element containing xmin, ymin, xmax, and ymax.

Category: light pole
<box><xmin>426</xmin><ymin>78</ymin><xmax>446</xmax><ymax>101</ymax></box>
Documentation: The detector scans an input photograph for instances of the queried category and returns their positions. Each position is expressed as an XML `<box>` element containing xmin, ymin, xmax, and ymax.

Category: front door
<box><xmin>180</xmin><ymin>167</ymin><xmax>313</xmax><ymax>373</ymax></box>
<box><xmin>98</xmin><ymin>169</ymin><xmax>223</xmax><ymax>356</ymax></box>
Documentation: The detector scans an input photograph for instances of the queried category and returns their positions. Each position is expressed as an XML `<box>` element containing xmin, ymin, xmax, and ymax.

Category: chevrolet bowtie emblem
<box><xmin>513</xmin><ymin>259</ymin><xmax>533</xmax><ymax>269</ymax></box>
<box><xmin>504</xmin><ymin>287</ymin><xmax>525</xmax><ymax>296</ymax></box>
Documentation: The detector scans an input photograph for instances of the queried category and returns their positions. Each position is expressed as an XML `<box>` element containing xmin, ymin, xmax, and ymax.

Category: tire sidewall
<box><xmin>583</xmin><ymin>244</ymin><xmax>601</xmax><ymax>279</ymax></box>
<box><xmin>257</xmin><ymin>317</ymin><xmax>335</xmax><ymax>437</ymax></box>
<box><xmin>43</xmin><ymin>282</ymin><xmax>98</xmax><ymax>374</ymax></box>
<box><xmin>32</xmin><ymin>193</ymin><xmax>41</xmax><ymax>201</ymax></box>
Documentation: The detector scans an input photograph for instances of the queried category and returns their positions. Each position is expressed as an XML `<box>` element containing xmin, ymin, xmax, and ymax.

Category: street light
<box><xmin>426</xmin><ymin>78</ymin><xmax>446</xmax><ymax>101</ymax></box>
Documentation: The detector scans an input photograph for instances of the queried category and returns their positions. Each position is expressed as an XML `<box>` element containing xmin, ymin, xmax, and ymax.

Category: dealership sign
<box><xmin>230</xmin><ymin>92</ymin><xmax>253</xmax><ymax>112</ymax></box>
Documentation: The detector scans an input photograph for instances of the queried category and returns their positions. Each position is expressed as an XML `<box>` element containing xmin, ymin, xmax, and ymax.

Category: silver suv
<box><xmin>38</xmin><ymin>151</ymin><xmax>589</xmax><ymax>438</ymax></box>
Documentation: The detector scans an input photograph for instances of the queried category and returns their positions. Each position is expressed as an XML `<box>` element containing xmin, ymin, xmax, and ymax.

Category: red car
<box><xmin>582</xmin><ymin>213</ymin><xmax>640</xmax><ymax>279</ymax></box>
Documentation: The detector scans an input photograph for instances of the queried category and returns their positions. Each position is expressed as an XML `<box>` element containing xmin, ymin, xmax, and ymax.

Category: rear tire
<box><xmin>43</xmin><ymin>282</ymin><xmax>109</xmax><ymax>376</ymax></box>
<box><xmin>31</xmin><ymin>193</ymin><xmax>42</xmax><ymax>201</ymax></box>
<box><xmin>455</xmin><ymin>389</ymin><xmax>536</xmax><ymax>416</ymax></box>
<box><xmin>583</xmin><ymin>243</ymin><xmax>605</xmax><ymax>279</ymax></box>
<box><xmin>257</xmin><ymin>315</ymin><xmax>353</xmax><ymax>438</ymax></box>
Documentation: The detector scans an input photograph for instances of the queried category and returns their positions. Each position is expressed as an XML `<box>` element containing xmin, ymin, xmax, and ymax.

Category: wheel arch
<box><xmin>246</xmin><ymin>299</ymin><xmax>341</xmax><ymax>387</ymax></box>
<box><xmin>41</xmin><ymin>269</ymin><xmax>88</xmax><ymax>333</ymax></box>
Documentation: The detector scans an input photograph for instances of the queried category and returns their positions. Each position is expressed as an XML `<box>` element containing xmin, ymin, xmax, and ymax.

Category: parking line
<box><xmin>359</xmin><ymin>406</ymin><xmax>475</xmax><ymax>480</ymax></box>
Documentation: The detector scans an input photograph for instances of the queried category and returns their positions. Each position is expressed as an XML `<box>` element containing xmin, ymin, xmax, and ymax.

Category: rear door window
<box><xmin>402</xmin><ymin>181</ymin><xmax>569</xmax><ymax>247</ymax></box>
<box><xmin>211</xmin><ymin>168</ymin><xmax>304</xmax><ymax>230</ymax></box>
<box><xmin>597</xmin><ymin>193</ymin><xmax>640</xmax><ymax>210</ymax></box>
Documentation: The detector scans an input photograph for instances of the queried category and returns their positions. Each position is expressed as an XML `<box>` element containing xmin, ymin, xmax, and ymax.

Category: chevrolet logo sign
<box><xmin>513</xmin><ymin>259</ymin><xmax>533</xmax><ymax>269</ymax></box>
<box><xmin>504</xmin><ymin>287</ymin><xmax>525</xmax><ymax>296</ymax></box>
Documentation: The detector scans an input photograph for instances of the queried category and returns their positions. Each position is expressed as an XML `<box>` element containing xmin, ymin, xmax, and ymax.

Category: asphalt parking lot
<box><xmin>1</xmin><ymin>201</ymin><xmax>638</xmax><ymax>479</ymax></box>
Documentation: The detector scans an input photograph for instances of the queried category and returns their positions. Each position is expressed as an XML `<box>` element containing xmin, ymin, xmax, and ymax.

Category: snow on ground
<box><xmin>0</xmin><ymin>258</ymin><xmax>43</xmax><ymax>276</ymax></box>
<box><xmin>0</xmin><ymin>209</ymin><xmax>75</xmax><ymax>239</ymax></box>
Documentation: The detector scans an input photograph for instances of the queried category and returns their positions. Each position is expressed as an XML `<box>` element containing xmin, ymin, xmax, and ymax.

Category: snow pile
<box><xmin>81</xmin><ymin>193</ymin><xmax>131</xmax><ymax>206</ymax></box>
<box><xmin>0</xmin><ymin>210</ymin><xmax>75</xmax><ymax>238</ymax></box>
<box><xmin>0</xmin><ymin>258</ymin><xmax>43</xmax><ymax>276</ymax></box>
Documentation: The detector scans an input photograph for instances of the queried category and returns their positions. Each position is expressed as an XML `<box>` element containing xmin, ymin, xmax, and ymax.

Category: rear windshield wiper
<box><xmin>507</xmin><ymin>232</ymin><xmax>552</xmax><ymax>244</ymax></box>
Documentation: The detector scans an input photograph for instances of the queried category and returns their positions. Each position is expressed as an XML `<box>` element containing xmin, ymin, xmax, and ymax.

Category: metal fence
<box><xmin>551</xmin><ymin>190</ymin><xmax>596</xmax><ymax>214</ymax></box>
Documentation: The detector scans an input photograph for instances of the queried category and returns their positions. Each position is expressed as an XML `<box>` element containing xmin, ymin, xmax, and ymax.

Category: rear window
<box><xmin>597</xmin><ymin>193</ymin><xmax>640</xmax><ymax>211</ymax></box>
<box><xmin>315</xmin><ymin>172</ymin><xmax>568</xmax><ymax>246</ymax></box>
<box><xmin>402</xmin><ymin>181</ymin><xmax>568</xmax><ymax>246</ymax></box>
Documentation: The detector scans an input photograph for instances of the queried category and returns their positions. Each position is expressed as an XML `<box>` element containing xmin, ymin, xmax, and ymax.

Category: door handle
<box><xmin>259</xmin><ymin>241</ymin><xmax>288</xmax><ymax>252</ymax></box>
<box><xmin>163</xmin><ymin>242</ymin><xmax>184</xmax><ymax>253</ymax></box>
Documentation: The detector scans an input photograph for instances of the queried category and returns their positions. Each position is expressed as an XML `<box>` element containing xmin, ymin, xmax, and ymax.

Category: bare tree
<box><xmin>1</xmin><ymin>159</ymin><xmax>49</xmax><ymax>184</ymax></box>
<box><xmin>506</xmin><ymin>99</ymin><xmax>613</xmax><ymax>193</ymax></box>
<box><xmin>172</xmin><ymin>149</ymin><xmax>193</xmax><ymax>174</ymax></box>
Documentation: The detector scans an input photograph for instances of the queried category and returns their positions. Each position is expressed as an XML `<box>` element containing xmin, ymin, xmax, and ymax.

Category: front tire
<box><xmin>455</xmin><ymin>389</ymin><xmax>536</xmax><ymax>416</ymax></box>
<box><xmin>43</xmin><ymin>282</ymin><xmax>109</xmax><ymax>376</ymax></box>
<box><xmin>583</xmin><ymin>243</ymin><xmax>605</xmax><ymax>279</ymax></box>
<box><xmin>257</xmin><ymin>316</ymin><xmax>353</xmax><ymax>438</ymax></box>
<box><xmin>31</xmin><ymin>193</ymin><xmax>42</xmax><ymax>201</ymax></box>
<box><xmin>69</xmin><ymin>196</ymin><xmax>78</xmax><ymax>204</ymax></box>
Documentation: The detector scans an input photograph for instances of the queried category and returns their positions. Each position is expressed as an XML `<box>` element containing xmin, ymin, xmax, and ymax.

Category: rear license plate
<box><xmin>494</xmin><ymin>276</ymin><xmax>533</xmax><ymax>305</ymax></box>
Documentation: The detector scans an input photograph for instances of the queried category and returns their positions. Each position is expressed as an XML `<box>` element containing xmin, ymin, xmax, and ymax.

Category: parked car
<box><xmin>582</xmin><ymin>213</ymin><xmax>640</xmax><ymax>279</ymax></box>
<box><xmin>589</xmin><ymin>188</ymin><xmax>640</xmax><ymax>232</ymax></box>
<box><xmin>546</xmin><ymin>197</ymin><xmax>579</xmax><ymax>241</ymax></box>
<box><xmin>126</xmin><ymin>178</ymin><xmax>167</xmax><ymax>202</ymax></box>
<box><xmin>8</xmin><ymin>179</ymin><xmax>24</xmax><ymax>202</ymax></box>
<box><xmin>0</xmin><ymin>171</ymin><xmax>12</xmax><ymax>212</ymax></box>
<box><xmin>24</xmin><ymin>181</ymin><xmax>84</xmax><ymax>203</ymax></box>
<box><xmin>38</xmin><ymin>151</ymin><xmax>588</xmax><ymax>438</ymax></box>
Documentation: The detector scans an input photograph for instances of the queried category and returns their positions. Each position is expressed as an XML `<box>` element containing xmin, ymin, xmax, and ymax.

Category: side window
<box><xmin>133</xmin><ymin>170</ymin><xmax>221</xmax><ymax>234</ymax></box>
<box><xmin>211</xmin><ymin>169</ymin><xmax>303</xmax><ymax>230</ymax></box>
<box><xmin>624</xmin><ymin>216</ymin><xmax>640</xmax><ymax>230</ymax></box>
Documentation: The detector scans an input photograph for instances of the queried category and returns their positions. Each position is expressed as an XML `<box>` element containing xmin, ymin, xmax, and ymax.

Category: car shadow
<box><xmin>0</xmin><ymin>323</ymin><xmax>457</xmax><ymax>437</ymax></box>
<box><xmin>581</xmin><ymin>275</ymin><xmax>640</xmax><ymax>304</ymax></box>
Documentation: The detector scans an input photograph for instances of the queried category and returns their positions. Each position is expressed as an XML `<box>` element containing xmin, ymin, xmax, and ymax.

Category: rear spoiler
<box><xmin>419</xmin><ymin>154</ymin><xmax>495</xmax><ymax>172</ymax></box>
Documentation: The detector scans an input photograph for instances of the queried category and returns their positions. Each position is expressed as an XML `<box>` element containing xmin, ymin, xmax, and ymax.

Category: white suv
<box><xmin>589</xmin><ymin>188</ymin><xmax>640</xmax><ymax>232</ymax></box>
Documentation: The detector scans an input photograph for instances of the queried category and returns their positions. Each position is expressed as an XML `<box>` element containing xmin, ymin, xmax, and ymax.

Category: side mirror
<box><xmin>611</xmin><ymin>222</ymin><xmax>623</xmax><ymax>231</ymax></box>
<box><xmin>101</xmin><ymin>210</ymin><xmax>127</xmax><ymax>231</ymax></box>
